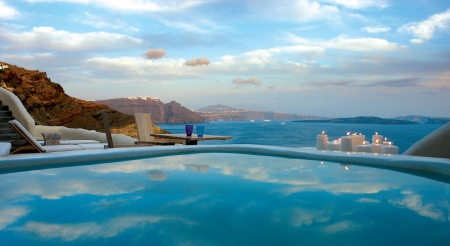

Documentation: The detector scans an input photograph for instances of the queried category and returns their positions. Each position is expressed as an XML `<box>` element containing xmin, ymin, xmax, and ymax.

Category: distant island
<box><xmin>292</xmin><ymin>116</ymin><xmax>419</xmax><ymax>125</ymax></box>
<box><xmin>196</xmin><ymin>104</ymin><xmax>329</xmax><ymax>121</ymax></box>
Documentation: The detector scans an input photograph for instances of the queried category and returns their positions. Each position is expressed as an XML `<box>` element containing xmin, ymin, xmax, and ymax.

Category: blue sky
<box><xmin>1</xmin><ymin>0</ymin><xmax>449</xmax><ymax>117</ymax></box>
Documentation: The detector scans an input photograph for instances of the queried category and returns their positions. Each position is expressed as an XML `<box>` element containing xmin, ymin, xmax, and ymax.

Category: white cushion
<box><xmin>0</xmin><ymin>142</ymin><xmax>11</xmax><ymax>156</ymax></box>
<box><xmin>42</xmin><ymin>145</ymin><xmax>83</xmax><ymax>152</ymax></box>
<box><xmin>77</xmin><ymin>144</ymin><xmax>107</xmax><ymax>150</ymax></box>
<box><xmin>63</xmin><ymin>140</ymin><xmax>101</xmax><ymax>145</ymax></box>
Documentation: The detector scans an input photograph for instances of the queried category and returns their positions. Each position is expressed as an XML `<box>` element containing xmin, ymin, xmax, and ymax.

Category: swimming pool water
<box><xmin>1</xmin><ymin>153</ymin><xmax>449</xmax><ymax>245</ymax></box>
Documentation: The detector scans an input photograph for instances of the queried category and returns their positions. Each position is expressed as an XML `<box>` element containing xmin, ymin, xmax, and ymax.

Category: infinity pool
<box><xmin>1</xmin><ymin>151</ymin><xmax>450</xmax><ymax>245</ymax></box>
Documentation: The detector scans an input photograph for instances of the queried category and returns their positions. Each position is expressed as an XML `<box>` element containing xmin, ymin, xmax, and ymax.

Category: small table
<box><xmin>151</xmin><ymin>134</ymin><xmax>232</xmax><ymax>145</ymax></box>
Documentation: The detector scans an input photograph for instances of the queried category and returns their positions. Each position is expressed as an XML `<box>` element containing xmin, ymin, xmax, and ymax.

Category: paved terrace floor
<box><xmin>1</xmin><ymin>145</ymin><xmax>450</xmax><ymax>183</ymax></box>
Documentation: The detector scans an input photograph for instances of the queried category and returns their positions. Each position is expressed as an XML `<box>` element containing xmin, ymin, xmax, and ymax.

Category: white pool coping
<box><xmin>1</xmin><ymin>144</ymin><xmax>450</xmax><ymax>177</ymax></box>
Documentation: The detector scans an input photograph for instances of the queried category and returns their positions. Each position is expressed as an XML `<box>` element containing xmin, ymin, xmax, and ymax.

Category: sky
<box><xmin>1</xmin><ymin>0</ymin><xmax>450</xmax><ymax>118</ymax></box>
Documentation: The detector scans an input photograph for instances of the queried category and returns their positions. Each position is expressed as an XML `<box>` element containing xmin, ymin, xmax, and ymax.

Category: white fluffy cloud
<box><xmin>78</xmin><ymin>12</ymin><xmax>139</xmax><ymax>31</ymax></box>
<box><xmin>288</xmin><ymin>34</ymin><xmax>400</xmax><ymax>51</ymax></box>
<box><xmin>22</xmin><ymin>215</ymin><xmax>188</xmax><ymax>241</ymax></box>
<box><xmin>0</xmin><ymin>1</ymin><xmax>20</xmax><ymax>19</ymax></box>
<box><xmin>320</xmin><ymin>0</ymin><xmax>388</xmax><ymax>9</ymax></box>
<box><xmin>25</xmin><ymin>0</ymin><xmax>210</xmax><ymax>12</ymax></box>
<box><xmin>322</xmin><ymin>220</ymin><xmax>361</xmax><ymax>233</ymax></box>
<box><xmin>398</xmin><ymin>9</ymin><xmax>450</xmax><ymax>43</ymax></box>
<box><xmin>0</xmin><ymin>206</ymin><xmax>30</xmax><ymax>230</ymax></box>
<box><xmin>247</xmin><ymin>0</ymin><xmax>339</xmax><ymax>22</ymax></box>
<box><xmin>362</xmin><ymin>26</ymin><xmax>391</xmax><ymax>33</ymax></box>
<box><xmin>0</xmin><ymin>27</ymin><xmax>142</xmax><ymax>51</ymax></box>
<box><xmin>389</xmin><ymin>192</ymin><xmax>446</xmax><ymax>221</ymax></box>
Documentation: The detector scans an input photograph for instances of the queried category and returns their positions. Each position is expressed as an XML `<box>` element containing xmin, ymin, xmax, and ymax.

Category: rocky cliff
<box><xmin>196</xmin><ymin>104</ymin><xmax>329</xmax><ymax>121</ymax></box>
<box><xmin>94</xmin><ymin>97</ymin><xmax>205</xmax><ymax>123</ymax></box>
<box><xmin>0</xmin><ymin>62</ymin><xmax>168</xmax><ymax>138</ymax></box>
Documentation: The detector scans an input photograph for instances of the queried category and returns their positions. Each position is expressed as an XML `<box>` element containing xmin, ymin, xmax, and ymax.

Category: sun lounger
<box><xmin>134</xmin><ymin>113</ymin><xmax>176</xmax><ymax>146</ymax></box>
<box><xmin>101</xmin><ymin>110</ymin><xmax>174</xmax><ymax>148</ymax></box>
<box><xmin>8</xmin><ymin>120</ymin><xmax>106</xmax><ymax>154</ymax></box>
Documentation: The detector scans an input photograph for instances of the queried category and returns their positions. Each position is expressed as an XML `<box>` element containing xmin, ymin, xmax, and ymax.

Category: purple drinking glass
<box><xmin>185</xmin><ymin>125</ymin><xmax>193</xmax><ymax>136</ymax></box>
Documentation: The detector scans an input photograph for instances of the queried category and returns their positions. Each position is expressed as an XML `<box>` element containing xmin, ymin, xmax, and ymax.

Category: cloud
<box><xmin>398</xmin><ymin>9</ymin><xmax>450</xmax><ymax>43</ymax></box>
<box><xmin>0</xmin><ymin>1</ymin><xmax>20</xmax><ymax>19</ymax></box>
<box><xmin>321</xmin><ymin>0</ymin><xmax>388</xmax><ymax>9</ymax></box>
<box><xmin>366</xmin><ymin>77</ymin><xmax>421</xmax><ymax>87</ymax></box>
<box><xmin>246</xmin><ymin>0</ymin><xmax>339</xmax><ymax>23</ymax></box>
<box><xmin>142</xmin><ymin>49</ymin><xmax>166</xmax><ymax>60</ymax></box>
<box><xmin>288</xmin><ymin>208</ymin><xmax>330</xmax><ymax>227</ymax></box>
<box><xmin>322</xmin><ymin>220</ymin><xmax>360</xmax><ymax>233</ymax></box>
<box><xmin>185</xmin><ymin>164</ymin><xmax>210</xmax><ymax>173</ymax></box>
<box><xmin>357</xmin><ymin>198</ymin><xmax>381</xmax><ymax>203</ymax></box>
<box><xmin>311</xmin><ymin>80</ymin><xmax>353</xmax><ymax>87</ymax></box>
<box><xmin>288</xmin><ymin>34</ymin><xmax>400</xmax><ymax>52</ymax></box>
<box><xmin>146</xmin><ymin>170</ymin><xmax>167</xmax><ymax>181</ymax></box>
<box><xmin>77</xmin><ymin>12</ymin><xmax>139</xmax><ymax>31</ymax></box>
<box><xmin>0</xmin><ymin>27</ymin><xmax>142</xmax><ymax>52</ymax></box>
<box><xmin>0</xmin><ymin>206</ymin><xmax>30</xmax><ymax>230</ymax></box>
<box><xmin>21</xmin><ymin>215</ymin><xmax>176</xmax><ymax>241</ymax></box>
<box><xmin>184</xmin><ymin>57</ymin><xmax>210</xmax><ymax>66</ymax></box>
<box><xmin>232</xmin><ymin>77</ymin><xmax>262</xmax><ymax>86</ymax></box>
<box><xmin>24</xmin><ymin>0</ymin><xmax>209</xmax><ymax>12</ymax></box>
<box><xmin>267</xmin><ymin>86</ymin><xmax>276</xmax><ymax>89</ymax></box>
<box><xmin>389</xmin><ymin>192</ymin><xmax>445</xmax><ymax>221</ymax></box>
<box><xmin>362</xmin><ymin>26</ymin><xmax>391</xmax><ymax>33</ymax></box>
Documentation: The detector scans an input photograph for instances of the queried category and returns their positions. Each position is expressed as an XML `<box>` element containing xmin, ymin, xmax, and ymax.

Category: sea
<box><xmin>155</xmin><ymin>120</ymin><xmax>444</xmax><ymax>154</ymax></box>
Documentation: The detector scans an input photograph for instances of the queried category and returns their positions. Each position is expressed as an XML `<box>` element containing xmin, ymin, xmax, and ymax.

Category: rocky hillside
<box><xmin>94</xmin><ymin>97</ymin><xmax>205</xmax><ymax>123</ymax></box>
<box><xmin>197</xmin><ymin>104</ymin><xmax>329</xmax><ymax>121</ymax></box>
<box><xmin>0</xmin><ymin>62</ymin><xmax>168</xmax><ymax>138</ymax></box>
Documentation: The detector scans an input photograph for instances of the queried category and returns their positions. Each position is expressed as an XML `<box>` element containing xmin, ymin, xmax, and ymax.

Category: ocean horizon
<box><xmin>156</xmin><ymin>120</ymin><xmax>443</xmax><ymax>154</ymax></box>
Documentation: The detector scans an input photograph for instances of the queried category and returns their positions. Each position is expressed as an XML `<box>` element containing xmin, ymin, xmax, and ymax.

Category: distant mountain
<box><xmin>196</xmin><ymin>104</ymin><xmax>329</xmax><ymax>121</ymax></box>
<box><xmin>197</xmin><ymin>104</ymin><xmax>239</xmax><ymax>112</ymax></box>
<box><xmin>95</xmin><ymin>97</ymin><xmax>205</xmax><ymax>123</ymax></box>
<box><xmin>393</xmin><ymin>115</ymin><xmax>450</xmax><ymax>124</ymax></box>
<box><xmin>293</xmin><ymin>116</ymin><xmax>418</xmax><ymax>125</ymax></box>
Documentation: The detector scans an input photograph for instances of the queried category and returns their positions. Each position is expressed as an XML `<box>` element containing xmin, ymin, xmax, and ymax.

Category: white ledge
<box><xmin>1</xmin><ymin>145</ymin><xmax>450</xmax><ymax>180</ymax></box>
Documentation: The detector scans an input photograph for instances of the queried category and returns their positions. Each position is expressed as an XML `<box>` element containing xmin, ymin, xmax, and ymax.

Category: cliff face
<box><xmin>94</xmin><ymin>97</ymin><xmax>205</xmax><ymax>123</ymax></box>
<box><xmin>0</xmin><ymin>62</ymin><xmax>168</xmax><ymax>137</ymax></box>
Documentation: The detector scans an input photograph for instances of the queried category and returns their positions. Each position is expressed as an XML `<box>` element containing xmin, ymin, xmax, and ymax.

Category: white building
<box><xmin>0</xmin><ymin>63</ymin><xmax>8</xmax><ymax>69</ymax></box>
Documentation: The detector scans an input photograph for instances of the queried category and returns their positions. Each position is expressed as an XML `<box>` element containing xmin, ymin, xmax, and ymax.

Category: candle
<box><xmin>327</xmin><ymin>140</ymin><xmax>341</xmax><ymax>151</ymax></box>
<box><xmin>371</xmin><ymin>139</ymin><xmax>382</xmax><ymax>153</ymax></box>
<box><xmin>382</xmin><ymin>137</ymin><xmax>390</xmax><ymax>145</ymax></box>
<box><xmin>352</xmin><ymin>133</ymin><xmax>365</xmax><ymax>151</ymax></box>
<box><xmin>381</xmin><ymin>142</ymin><xmax>399</xmax><ymax>154</ymax></box>
<box><xmin>341</xmin><ymin>132</ymin><xmax>353</xmax><ymax>152</ymax></box>
<box><xmin>316</xmin><ymin>131</ymin><xmax>328</xmax><ymax>150</ymax></box>
<box><xmin>356</xmin><ymin>141</ymin><xmax>372</xmax><ymax>153</ymax></box>
<box><xmin>372</xmin><ymin>132</ymin><xmax>383</xmax><ymax>146</ymax></box>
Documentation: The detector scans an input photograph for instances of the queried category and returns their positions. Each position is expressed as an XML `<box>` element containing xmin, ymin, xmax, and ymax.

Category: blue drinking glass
<box><xmin>197</xmin><ymin>125</ymin><xmax>205</xmax><ymax>137</ymax></box>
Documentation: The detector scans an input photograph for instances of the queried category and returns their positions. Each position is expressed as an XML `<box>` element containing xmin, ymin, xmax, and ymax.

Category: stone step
<box><xmin>0</xmin><ymin>127</ymin><xmax>16</xmax><ymax>134</ymax></box>
<box><xmin>0</xmin><ymin>105</ymin><xmax>8</xmax><ymax>110</ymax></box>
<box><xmin>0</xmin><ymin>123</ymin><xmax>10</xmax><ymax>128</ymax></box>
<box><xmin>0</xmin><ymin>111</ymin><xmax>12</xmax><ymax>117</ymax></box>
<box><xmin>0</xmin><ymin>134</ymin><xmax>21</xmax><ymax>141</ymax></box>
<box><xmin>0</xmin><ymin>116</ymin><xmax>15</xmax><ymax>123</ymax></box>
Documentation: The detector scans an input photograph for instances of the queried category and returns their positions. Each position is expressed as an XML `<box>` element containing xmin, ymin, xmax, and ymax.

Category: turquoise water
<box><xmin>1</xmin><ymin>153</ymin><xmax>449</xmax><ymax>245</ymax></box>
<box><xmin>156</xmin><ymin>121</ymin><xmax>443</xmax><ymax>153</ymax></box>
